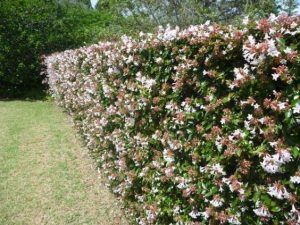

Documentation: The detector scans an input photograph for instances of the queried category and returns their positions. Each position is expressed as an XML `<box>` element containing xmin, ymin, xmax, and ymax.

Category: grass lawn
<box><xmin>0</xmin><ymin>101</ymin><xmax>129</xmax><ymax>225</ymax></box>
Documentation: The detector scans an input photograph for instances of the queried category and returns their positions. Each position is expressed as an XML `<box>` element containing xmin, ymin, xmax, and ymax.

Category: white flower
<box><xmin>232</xmin><ymin>129</ymin><xmax>246</xmax><ymax>138</ymax></box>
<box><xmin>145</xmin><ymin>209</ymin><xmax>157</xmax><ymax>223</ymax></box>
<box><xmin>233</xmin><ymin>66</ymin><xmax>249</xmax><ymax>80</ymax></box>
<box><xmin>272</xmin><ymin>73</ymin><xmax>280</xmax><ymax>81</ymax></box>
<box><xmin>261</xmin><ymin>154</ymin><xmax>281</xmax><ymax>173</ymax></box>
<box><xmin>244</xmin><ymin>120</ymin><xmax>251</xmax><ymax>130</ymax></box>
<box><xmin>125</xmin><ymin>117</ymin><xmax>135</xmax><ymax>127</ymax></box>
<box><xmin>248</xmin><ymin>35</ymin><xmax>256</xmax><ymax>45</ymax></box>
<box><xmin>284</xmin><ymin>47</ymin><xmax>292</xmax><ymax>54</ymax></box>
<box><xmin>222</xmin><ymin>177</ymin><xmax>244</xmax><ymax>194</ymax></box>
<box><xmin>107</xmin><ymin>67</ymin><xmax>114</xmax><ymax>74</ymax></box>
<box><xmin>268</xmin><ymin>13</ymin><xmax>276</xmax><ymax>22</ymax></box>
<box><xmin>155</xmin><ymin>57</ymin><xmax>163</xmax><ymax>64</ymax></box>
<box><xmin>210</xmin><ymin>199</ymin><xmax>223</xmax><ymax>208</ymax></box>
<box><xmin>290</xmin><ymin>175</ymin><xmax>300</xmax><ymax>184</ymax></box>
<box><xmin>261</xmin><ymin>150</ymin><xmax>291</xmax><ymax>174</ymax></box>
<box><xmin>267</xmin><ymin>183</ymin><xmax>290</xmax><ymax>199</ymax></box>
<box><xmin>276</xmin><ymin>149</ymin><xmax>292</xmax><ymax>163</ymax></box>
<box><xmin>247</xmin><ymin>114</ymin><xmax>253</xmax><ymax>120</ymax></box>
<box><xmin>291</xmin><ymin>21</ymin><xmax>298</xmax><ymax>29</ymax></box>
<box><xmin>144</xmin><ymin>79</ymin><xmax>156</xmax><ymax>89</ymax></box>
<box><xmin>211</xmin><ymin>163</ymin><xmax>226</xmax><ymax>176</ymax></box>
<box><xmin>163</xmin><ymin>149</ymin><xmax>174</xmax><ymax>163</ymax></box>
<box><xmin>293</xmin><ymin>103</ymin><xmax>300</xmax><ymax>114</ymax></box>
<box><xmin>157</xmin><ymin>25</ymin><xmax>179</xmax><ymax>41</ymax></box>
<box><xmin>102</xmin><ymin>83</ymin><xmax>111</xmax><ymax>97</ymax></box>
<box><xmin>199</xmin><ymin>166</ymin><xmax>206</xmax><ymax>173</ymax></box>
<box><xmin>253</xmin><ymin>206</ymin><xmax>273</xmax><ymax>218</ymax></box>
<box><xmin>278</xmin><ymin>102</ymin><xmax>287</xmax><ymax>110</ymax></box>
<box><xmin>253</xmin><ymin>103</ymin><xmax>260</xmax><ymax>109</ymax></box>
<box><xmin>220</xmin><ymin>118</ymin><xmax>226</xmax><ymax>124</ymax></box>
<box><xmin>173</xmin><ymin>206</ymin><xmax>181</xmax><ymax>215</ymax></box>
<box><xmin>280</xmin><ymin>59</ymin><xmax>287</xmax><ymax>64</ymax></box>
<box><xmin>269</xmin><ymin>141</ymin><xmax>277</xmax><ymax>147</ymax></box>
<box><xmin>177</xmin><ymin>181</ymin><xmax>188</xmax><ymax>189</ymax></box>
<box><xmin>267</xmin><ymin>39</ymin><xmax>280</xmax><ymax>57</ymax></box>
<box><xmin>136</xmin><ymin>72</ymin><xmax>156</xmax><ymax>89</ymax></box>
<box><xmin>258</xmin><ymin>117</ymin><xmax>265</xmax><ymax>124</ymax></box>
<box><xmin>189</xmin><ymin>210</ymin><xmax>200</xmax><ymax>219</ymax></box>
<box><xmin>99</xmin><ymin>117</ymin><xmax>108</xmax><ymax>126</ymax></box>
<box><xmin>229</xmin><ymin>83</ymin><xmax>235</xmax><ymax>89</ymax></box>
<box><xmin>200</xmin><ymin>210</ymin><xmax>210</xmax><ymax>220</ymax></box>
<box><xmin>126</xmin><ymin>55</ymin><xmax>134</xmax><ymax>64</ymax></box>
<box><xmin>243</xmin><ymin>16</ymin><xmax>249</xmax><ymax>25</ymax></box>
<box><xmin>234</xmin><ymin>69</ymin><xmax>244</xmax><ymax>80</ymax></box>
<box><xmin>210</xmin><ymin>195</ymin><xmax>224</xmax><ymax>207</ymax></box>
<box><xmin>228</xmin><ymin>216</ymin><xmax>241</xmax><ymax>224</ymax></box>
<box><xmin>165</xmin><ymin>166</ymin><xmax>175</xmax><ymax>177</ymax></box>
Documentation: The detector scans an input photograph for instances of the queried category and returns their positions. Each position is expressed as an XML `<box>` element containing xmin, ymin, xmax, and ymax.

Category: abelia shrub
<box><xmin>45</xmin><ymin>14</ymin><xmax>300</xmax><ymax>224</ymax></box>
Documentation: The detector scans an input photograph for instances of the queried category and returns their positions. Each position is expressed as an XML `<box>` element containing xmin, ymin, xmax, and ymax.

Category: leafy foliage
<box><xmin>45</xmin><ymin>15</ymin><xmax>300</xmax><ymax>224</ymax></box>
<box><xmin>0</xmin><ymin>0</ymin><xmax>126</xmax><ymax>98</ymax></box>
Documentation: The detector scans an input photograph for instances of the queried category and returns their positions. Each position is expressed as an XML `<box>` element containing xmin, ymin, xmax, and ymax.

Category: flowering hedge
<box><xmin>45</xmin><ymin>14</ymin><xmax>300</xmax><ymax>224</ymax></box>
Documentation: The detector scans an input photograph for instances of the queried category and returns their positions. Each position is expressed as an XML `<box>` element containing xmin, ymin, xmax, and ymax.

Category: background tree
<box><xmin>277</xmin><ymin>0</ymin><xmax>298</xmax><ymax>15</ymax></box>
<box><xmin>95</xmin><ymin>0</ymin><xmax>297</xmax><ymax>30</ymax></box>
<box><xmin>0</xmin><ymin>0</ymin><xmax>126</xmax><ymax>98</ymax></box>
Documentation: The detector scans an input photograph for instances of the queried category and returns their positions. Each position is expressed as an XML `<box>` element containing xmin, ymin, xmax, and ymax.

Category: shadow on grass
<box><xmin>0</xmin><ymin>88</ymin><xmax>50</xmax><ymax>101</ymax></box>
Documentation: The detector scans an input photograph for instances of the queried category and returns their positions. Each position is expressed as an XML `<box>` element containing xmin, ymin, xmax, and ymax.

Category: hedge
<box><xmin>45</xmin><ymin>14</ymin><xmax>300</xmax><ymax>224</ymax></box>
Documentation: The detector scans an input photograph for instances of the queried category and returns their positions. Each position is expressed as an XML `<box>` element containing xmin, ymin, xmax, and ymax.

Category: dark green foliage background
<box><xmin>0</xmin><ymin>0</ymin><xmax>124</xmax><ymax>98</ymax></box>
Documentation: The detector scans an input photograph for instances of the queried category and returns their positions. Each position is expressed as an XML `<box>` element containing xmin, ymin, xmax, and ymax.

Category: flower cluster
<box><xmin>44</xmin><ymin>14</ymin><xmax>300</xmax><ymax>224</ymax></box>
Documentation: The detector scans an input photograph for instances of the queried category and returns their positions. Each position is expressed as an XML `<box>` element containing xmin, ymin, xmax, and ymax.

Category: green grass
<box><xmin>0</xmin><ymin>101</ymin><xmax>129</xmax><ymax>225</ymax></box>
